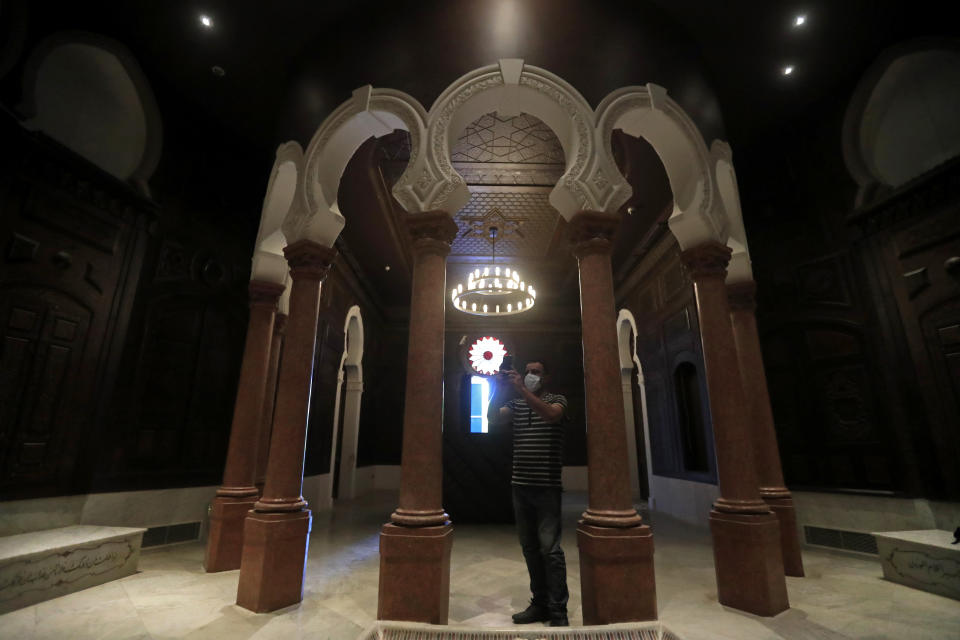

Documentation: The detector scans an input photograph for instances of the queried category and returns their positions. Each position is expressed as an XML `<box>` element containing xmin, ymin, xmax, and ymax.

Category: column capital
<box><xmin>283</xmin><ymin>239</ymin><xmax>338</xmax><ymax>280</ymax></box>
<box><xmin>680</xmin><ymin>241</ymin><xmax>732</xmax><ymax>280</ymax></box>
<box><xmin>726</xmin><ymin>280</ymin><xmax>758</xmax><ymax>312</ymax></box>
<box><xmin>248</xmin><ymin>280</ymin><xmax>286</xmax><ymax>308</ymax></box>
<box><xmin>569</xmin><ymin>210</ymin><xmax>620</xmax><ymax>257</ymax></box>
<box><xmin>407</xmin><ymin>211</ymin><xmax>458</xmax><ymax>258</ymax></box>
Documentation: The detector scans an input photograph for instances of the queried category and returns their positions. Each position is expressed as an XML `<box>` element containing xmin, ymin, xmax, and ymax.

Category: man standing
<box><xmin>488</xmin><ymin>359</ymin><xmax>570</xmax><ymax>627</ymax></box>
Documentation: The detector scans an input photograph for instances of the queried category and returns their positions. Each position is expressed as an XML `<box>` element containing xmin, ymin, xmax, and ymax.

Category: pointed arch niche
<box><xmin>329</xmin><ymin>305</ymin><xmax>365</xmax><ymax>501</ymax></box>
<box><xmin>617</xmin><ymin>309</ymin><xmax>651</xmax><ymax>503</ymax></box>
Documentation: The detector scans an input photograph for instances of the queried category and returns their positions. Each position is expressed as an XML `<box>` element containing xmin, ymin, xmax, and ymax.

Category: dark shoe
<box><xmin>549</xmin><ymin>614</ymin><xmax>570</xmax><ymax>627</ymax></box>
<box><xmin>512</xmin><ymin>604</ymin><xmax>551</xmax><ymax>624</ymax></box>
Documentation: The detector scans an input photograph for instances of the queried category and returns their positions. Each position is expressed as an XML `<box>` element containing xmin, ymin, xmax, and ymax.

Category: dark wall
<box><xmin>0</xmin><ymin>98</ymin><xmax>270</xmax><ymax>499</ymax></box>
<box><xmin>0</xmin><ymin>117</ymin><xmax>155</xmax><ymax>500</ymax></box>
<box><xmin>441</xmin><ymin>314</ymin><xmax>586</xmax><ymax>523</ymax></box>
<box><xmin>737</xmin><ymin>88</ymin><xmax>960</xmax><ymax>499</ymax></box>
<box><xmin>616</xmin><ymin>232</ymin><xmax>718</xmax><ymax>486</ymax></box>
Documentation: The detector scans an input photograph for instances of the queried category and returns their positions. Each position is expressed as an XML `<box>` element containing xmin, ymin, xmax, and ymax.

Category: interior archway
<box><xmin>617</xmin><ymin>309</ymin><xmax>652</xmax><ymax>504</ymax></box>
<box><xmin>329</xmin><ymin>305</ymin><xmax>364</xmax><ymax>501</ymax></box>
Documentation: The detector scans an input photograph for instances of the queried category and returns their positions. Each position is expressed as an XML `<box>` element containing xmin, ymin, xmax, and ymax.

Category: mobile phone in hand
<box><xmin>500</xmin><ymin>355</ymin><xmax>513</xmax><ymax>372</ymax></box>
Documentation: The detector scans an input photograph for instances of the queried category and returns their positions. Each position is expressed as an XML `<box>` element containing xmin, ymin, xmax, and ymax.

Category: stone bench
<box><xmin>873</xmin><ymin>529</ymin><xmax>960</xmax><ymax>600</ymax></box>
<box><xmin>0</xmin><ymin>525</ymin><xmax>146</xmax><ymax>613</ymax></box>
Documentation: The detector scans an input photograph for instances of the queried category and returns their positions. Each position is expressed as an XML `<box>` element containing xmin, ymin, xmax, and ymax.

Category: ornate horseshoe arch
<box><xmin>284</xmin><ymin>86</ymin><xmax>429</xmax><ymax>246</ymax></box>
<box><xmin>424</xmin><ymin>59</ymin><xmax>630</xmax><ymax>218</ymax></box>
<box><xmin>251</xmin><ymin>141</ymin><xmax>304</xmax><ymax>284</ymax></box>
<box><xmin>595</xmin><ymin>84</ymin><xmax>726</xmax><ymax>249</ymax></box>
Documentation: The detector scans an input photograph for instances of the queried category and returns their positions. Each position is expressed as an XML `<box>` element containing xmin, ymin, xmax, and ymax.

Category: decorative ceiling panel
<box><xmin>452</xmin><ymin>113</ymin><xmax>564</xmax><ymax>165</ymax></box>
<box><xmin>451</xmin><ymin>189</ymin><xmax>559</xmax><ymax>257</ymax></box>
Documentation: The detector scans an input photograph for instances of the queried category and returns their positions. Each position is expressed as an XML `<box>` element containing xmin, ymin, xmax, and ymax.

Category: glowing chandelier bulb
<box><xmin>452</xmin><ymin>264</ymin><xmax>538</xmax><ymax>317</ymax></box>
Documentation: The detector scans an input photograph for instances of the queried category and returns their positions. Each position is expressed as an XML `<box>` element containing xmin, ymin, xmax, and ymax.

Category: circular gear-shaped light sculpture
<box><xmin>468</xmin><ymin>336</ymin><xmax>507</xmax><ymax>375</ymax></box>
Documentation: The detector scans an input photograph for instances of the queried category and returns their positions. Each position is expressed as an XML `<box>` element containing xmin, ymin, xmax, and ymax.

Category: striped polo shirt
<box><xmin>506</xmin><ymin>393</ymin><xmax>568</xmax><ymax>488</ymax></box>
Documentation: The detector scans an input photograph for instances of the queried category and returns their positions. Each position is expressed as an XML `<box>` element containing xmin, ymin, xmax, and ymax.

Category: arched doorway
<box><xmin>617</xmin><ymin>309</ymin><xmax>652</xmax><ymax>504</ymax></box>
<box><xmin>329</xmin><ymin>305</ymin><xmax>364</xmax><ymax>500</ymax></box>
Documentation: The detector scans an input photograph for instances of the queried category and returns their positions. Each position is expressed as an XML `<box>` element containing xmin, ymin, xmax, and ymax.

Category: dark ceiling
<box><xmin>6</xmin><ymin>0</ymin><xmax>958</xmax><ymax>156</ymax></box>
<box><xmin>2</xmin><ymin>0</ymin><xmax>958</xmax><ymax>318</ymax></box>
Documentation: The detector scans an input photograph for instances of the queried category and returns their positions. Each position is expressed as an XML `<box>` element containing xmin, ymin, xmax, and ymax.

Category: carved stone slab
<box><xmin>874</xmin><ymin>529</ymin><xmax>960</xmax><ymax>601</ymax></box>
<box><xmin>0</xmin><ymin>525</ymin><xmax>146</xmax><ymax>613</ymax></box>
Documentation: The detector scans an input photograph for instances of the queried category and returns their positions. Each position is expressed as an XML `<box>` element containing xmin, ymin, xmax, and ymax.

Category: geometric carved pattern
<box><xmin>451</xmin><ymin>190</ymin><xmax>558</xmax><ymax>257</ymax></box>
<box><xmin>819</xmin><ymin>367</ymin><xmax>873</xmax><ymax>442</ymax></box>
<box><xmin>452</xmin><ymin>113</ymin><xmax>564</xmax><ymax>164</ymax></box>
<box><xmin>796</xmin><ymin>257</ymin><xmax>852</xmax><ymax>307</ymax></box>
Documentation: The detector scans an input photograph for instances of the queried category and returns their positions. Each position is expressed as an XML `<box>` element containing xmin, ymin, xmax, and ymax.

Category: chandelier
<box><xmin>451</xmin><ymin>226</ymin><xmax>537</xmax><ymax>316</ymax></box>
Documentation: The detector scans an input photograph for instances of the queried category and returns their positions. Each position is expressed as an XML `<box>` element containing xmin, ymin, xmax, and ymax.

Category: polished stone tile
<box><xmin>0</xmin><ymin>490</ymin><xmax>958</xmax><ymax>640</ymax></box>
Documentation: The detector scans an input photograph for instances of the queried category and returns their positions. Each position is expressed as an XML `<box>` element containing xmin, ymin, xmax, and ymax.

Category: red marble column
<box><xmin>680</xmin><ymin>242</ymin><xmax>789</xmax><ymax>616</ymax></box>
<box><xmin>378</xmin><ymin>211</ymin><xmax>456</xmax><ymax>624</ymax></box>
<box><xmin>255</xmin><ymin>313</ymin><xmax>286</xmax><ymax>493</ymax></box>
<box><xmin>236</xmin><ymin>240</ymin><xmax>337</xmax><ymax>613</ymax></box>
<box><xmin>205</xmin><ymin>279</ymin><xmax>285</xmax><ymax>572</ymax></box>
<box><xmin>727</xmin><ymin>281</ymin><xmax>804</xmax><ymax>577</ymax></box>
<box><xmin>570</xmin><ymin>211</ymin><xmax>657</xmax><ymax>624</ymax></box>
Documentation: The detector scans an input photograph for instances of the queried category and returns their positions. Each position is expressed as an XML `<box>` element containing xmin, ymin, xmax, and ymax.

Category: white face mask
<box><xmin>524</xmin><ymin>373</ymin><xmax>541</xmax><ymax>392</ymax></box>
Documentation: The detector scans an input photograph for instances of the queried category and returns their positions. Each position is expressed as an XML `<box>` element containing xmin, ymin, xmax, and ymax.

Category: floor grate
<box><xmin>804</xmin><ymin>525</ymin><xmax>878</xmax><ymax>555</ymax></box>
<box><xmin>141</xmin><ymin>521</ymin><xmax>201</xmax><ymax>548</ymax></box>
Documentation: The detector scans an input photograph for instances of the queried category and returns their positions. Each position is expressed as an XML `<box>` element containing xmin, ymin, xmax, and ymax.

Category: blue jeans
<box><xmin>512</xmin><ymin>485</ymin><xmax>569</xmax><ymax>615</ymax></box>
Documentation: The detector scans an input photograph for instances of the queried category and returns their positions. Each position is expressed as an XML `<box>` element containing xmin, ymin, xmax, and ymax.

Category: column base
<box><xmin>378</xmin><ymin>523</ymin><xmax>453</xmax><ymax>624</ymax></box>
<box><xmin>709</xmin><ymin>510</ymin><xmax>789</xmax><ymax>616</ymax></box>
<box><xmin>577</xmin><ymin>522</ymin><xmax>657</xmax><ymax>624</ymax></box>
<box><xmin>236</xmin><ymin>510</ymin><xmax>312</xmax><ymax>612</ymax></box>
<box><xmin>763</xmin><ymin>496</ymin><xmax>805</xmax><ymax>577</ymax></box>
<box><xmin>204</xmin><ymin>495</ymin><xmax>258</xmax><ymax>572</ymax></box>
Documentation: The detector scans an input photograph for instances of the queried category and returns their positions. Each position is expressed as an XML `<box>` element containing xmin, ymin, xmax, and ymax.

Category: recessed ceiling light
<box><xmin>200</xmin><ymin>14</ymin><xmax>213</xmax><ymax>28</ymax></box>
<box><xmin>794</xmin><ymin>15</ymin><xmax>807</xmax><ymax>27</ymax></box>
<box><xmin>384</xmin><ymin>265</ymin><xmax>391</xmax><ymax>271</ymax></box>
<box><xmin>783</xmin><ymin>65</ymin><xmax>795</xmax><ymax>76</ymax></box>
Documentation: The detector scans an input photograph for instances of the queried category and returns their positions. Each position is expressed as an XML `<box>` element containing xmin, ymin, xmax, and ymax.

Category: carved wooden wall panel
<box><xmin>0</xmin><ymin>122</ymin><xmax>152</xmax><ymax>500</ymax></box>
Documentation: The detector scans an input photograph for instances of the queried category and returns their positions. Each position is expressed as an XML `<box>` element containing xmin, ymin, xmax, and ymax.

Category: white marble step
<box><xmin>0</xmin><ymin>525</ymin><xmax>146</xmax><ymax>614</ymax></box>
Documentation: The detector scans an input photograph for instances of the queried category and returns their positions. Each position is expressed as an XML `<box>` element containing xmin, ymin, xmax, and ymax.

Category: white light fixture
<box><xmin>783</xmin><ymin>65</ymin><xmax>795</xmax><ymax>76</ymax></box>
<box><xmin>451</xmin><ymin>226</ymin><xmax>538</xmax><ymax>317</ymax></box>
<box><xmin>794</xmin><ymin>15</ymin><xmax>806</xmax><ymax>27</ymax></box>
<box><xmin>200</xmin><ymin>14</ymin><xmax>213</xmax><ymax>28</ymax></box>
<box><xmin>468</xmin><ymin>336</ymin><xmax>508</xmax><ymax>375</ymax></box>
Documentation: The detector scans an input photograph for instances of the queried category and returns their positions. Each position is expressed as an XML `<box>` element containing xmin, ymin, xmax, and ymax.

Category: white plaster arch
<box><xmin>843</xmin><ymin>39</ymin><xmax>960</xmax><ymax>205</ymax></box>
<box><xmin>711</xmin><ymin>140</ymin><xmax>753</xmax><ymax>284</ymax></box>
<box><xmin>19</xmin><ymin>31</ymin><xmax>163</xmax><ymax>196</ymax></box>
<box><xmin>424</xmin><ymin>59</ymin><xmax>630</xmax><ymax>218</ymax></box>
<box><xmin>616</xmin><ymin>309</ymin><xmax>652</xmax><ymax>504</ymax></box>
<box><xmin>329</xmin><ymin>305</ymin><xmax>365</xmax><ymax>501</ymax></box>
<box><xmin>287</xmin><ymin>87</ymin><xmax>430</xmax><ymax>247</ymax></box>
<box><xmin>595</xmin><ymin>84</ymin><xmax>726</xmax><ymax>249</ymax></box>
<box><xmin>251</xmin><ymin>141</ymin><xmax>303</xmax><ymax>285</ymax></box>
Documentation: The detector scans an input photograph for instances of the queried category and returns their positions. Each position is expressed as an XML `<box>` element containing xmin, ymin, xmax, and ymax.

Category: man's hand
<box><xmin>501</xmin><ymin>368</ymin><xmax>523</xmax><ymax>393</ymax></box>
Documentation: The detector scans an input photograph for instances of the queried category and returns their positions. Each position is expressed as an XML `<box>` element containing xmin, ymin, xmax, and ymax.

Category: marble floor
<box><xmin>1</xmin><ymin>491</ymin><xmax>957</xmax><ymax>640</ymax></box>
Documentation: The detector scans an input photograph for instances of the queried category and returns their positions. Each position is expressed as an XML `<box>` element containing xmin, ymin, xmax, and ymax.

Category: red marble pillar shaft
<box><xmin>205</xmin><ymin>279</ymin><xmax>285</xmax><ymax>572</ymax></box>
<box><xmin>570</xmin><ymin>211</ymin><xmax>656</xmax><ymax>624</ymax></box>
<box><xmin>681</xmin><ymin>241</ymin><xmax>788</xmax><ymax>616</ymax></box>
<box><xmin>681</xmin><ymin>244</ymin><xmax>768</xmax><ymax>512</ymax></box>
<box><xmin>255</xmin><ymin>313</ymin><xmax>286</xmax><ymax>493</ymax></box>
<box><xmin>727</xmin><ymin>281</ymin><xmax>804</xmax><ymax>577</ymax></box>
<box><xmin>571</xmin><ymin>212</ymin><xmax>643</xmax><ymax>527</ymax></box>
<box><xmin>378</xmin><ymin>211</ymin><xmax>456</xmax><ymax>624</ymax></box>
<box><xmin>390</xmin><ymin>211</ymin><xmax>458</xmax><ymax>527</ymax></box>
<box><xmin>236</xmin><ymin>240</ymin><xmax>337</xmax><ymax>613</ymax></box>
